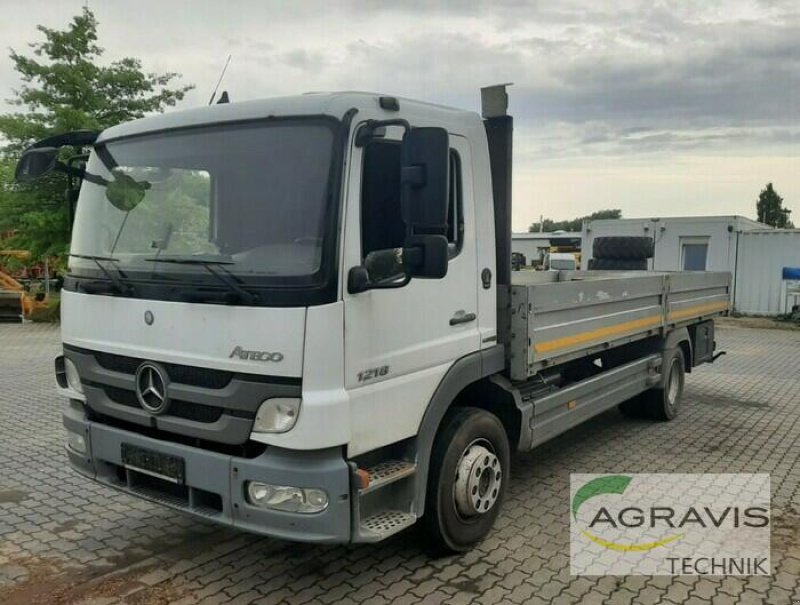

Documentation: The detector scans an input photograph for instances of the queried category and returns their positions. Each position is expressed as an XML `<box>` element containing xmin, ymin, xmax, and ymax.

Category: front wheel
<box><xmin>424</xmin><ymin>407</ymin><xmax>510</xmax><ymax>554</ymax></box>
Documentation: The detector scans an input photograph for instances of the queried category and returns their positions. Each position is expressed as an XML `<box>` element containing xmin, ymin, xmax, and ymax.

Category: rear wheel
<box><xmin>645</xmin><ymin>348</ymin><xmax>685</xmax><ymax>420</ymax></box>
<box><xmin>619</xmin><ymin>348</ymin><xmax>685</xmax><ymax>420</ymax></box>
<box><xmin>424</xmin><ymin>407</ymin><xmax>510</xmax><ymax>554</ymax></box>
<box><xmin>618</xmin><ymin>395</ymin><xmax>647</xmax><ymax>418</ymax></box>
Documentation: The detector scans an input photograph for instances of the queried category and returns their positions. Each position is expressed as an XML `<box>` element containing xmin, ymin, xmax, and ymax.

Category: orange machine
<box><xmin>0</xmin><ymin>250</ymin><xmax>48</xmax><ymax>322</ymax></box>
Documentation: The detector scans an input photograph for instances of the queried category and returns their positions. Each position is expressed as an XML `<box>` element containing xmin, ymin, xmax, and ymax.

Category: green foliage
<box><xmin>756</xmin><ymin>183</ymin><xmax>793</xmax><ymax>228</ymax></box>
<box><xmin>0</xmin><ymin>7</ymin><xmax>194</xmax><ymax>261</ymax></box>
<box><xmin>0</xmin><ymin>157</ymin><xmax>67</xmax><ymax>258</ymax></box>
<box><xmin>529</xmin><ymin>209</ymin><xmax>622</xmax><ymax>233</ymax></box>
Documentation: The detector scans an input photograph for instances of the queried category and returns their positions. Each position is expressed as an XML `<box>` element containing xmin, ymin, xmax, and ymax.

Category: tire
<box><xmin>618</xmin><ymin>395</ymin><xmax>647</xmax><ymax>419</ymax></box>
<box><xmin>589</xmin><ymin>258</ymin><xmax>648</xmax><ymax>271</ymax></box>
<box><xmin>593</xmin><ymin>236</ymin><xmax>654</xmax><ymax>260</ymax></box>
<box><xmin>642</xmin><ymin>348</ymin><xmax>685</xmax><ymax>421</ymax></box>
<box><xmin>424</xmin><ymin>407</ymin><xmax>510</xmax><ymax>554</ymax></box>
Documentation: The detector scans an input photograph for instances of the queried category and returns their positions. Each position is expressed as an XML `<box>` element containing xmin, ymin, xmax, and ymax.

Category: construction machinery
<box><xmin>548</xmin><ymin>234</ymin><xmax>582</xmax><ymax>269</ymax></box>
<box><xmin>0</xmin><ymin>250</ymin><xmax>49</xmax><ymax>322</ymax></box>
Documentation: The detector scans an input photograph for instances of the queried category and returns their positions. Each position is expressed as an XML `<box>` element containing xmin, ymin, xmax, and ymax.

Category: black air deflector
<box><xmin>481</xmin><ymin>84</ymin><xmax>513</xmax><ymax>346</ymax></box>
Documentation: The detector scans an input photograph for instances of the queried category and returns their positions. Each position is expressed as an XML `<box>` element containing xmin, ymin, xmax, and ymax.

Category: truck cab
<box><xmin>40</xmin><ymin>91</ymin><xmax>501</xmax><ymax>549</ymax></box>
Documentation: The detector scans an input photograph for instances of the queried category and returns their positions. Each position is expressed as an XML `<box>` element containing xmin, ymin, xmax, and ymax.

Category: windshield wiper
<box><xmin>144</xmin><ymin>257</ymin><xmax>259</xmax><ymax>304</ymax></box>
<box><xmin>69</xmin><ymin>253</ymin><xmax>135</xmax><ymax>295</ymax></box>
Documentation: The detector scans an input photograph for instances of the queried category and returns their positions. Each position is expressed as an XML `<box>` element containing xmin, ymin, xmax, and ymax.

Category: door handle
<box><xmin>450</xmin><ymin>312</ymin><xmax>476</xmax><ymax>326</ymax></box>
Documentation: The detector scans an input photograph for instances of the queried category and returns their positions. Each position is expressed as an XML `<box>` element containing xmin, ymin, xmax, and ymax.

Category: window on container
<box><xmin>681</xmin><ymin>237</ymin><xmax>710</xmax><ymax>271</ymax></box>
<box><xmin>360</xmin><ymin>141</ymin><xmax>463</xmax><ymax>258</ymax></box>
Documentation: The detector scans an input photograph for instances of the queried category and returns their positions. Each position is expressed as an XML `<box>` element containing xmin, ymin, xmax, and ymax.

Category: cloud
<box><xmin>279</xmin><ymin>49</ymin><xmax>328</xmax><ymax>72</ymax></box>
<box><xmin>0</xmin><ymin>0</ymin><xmax>797</xmax><ymax>223</ymax></box>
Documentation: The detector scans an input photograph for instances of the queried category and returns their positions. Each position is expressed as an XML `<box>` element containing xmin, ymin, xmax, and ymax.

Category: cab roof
<box><xmin>97</xmin><ymin>91</ymin><xmax>481</xmax><ymax>143</ymax></box>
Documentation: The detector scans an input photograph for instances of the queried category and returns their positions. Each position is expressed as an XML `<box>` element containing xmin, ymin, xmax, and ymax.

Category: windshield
<box><xmin>69</xmin><ymin>118</ymin><xmax>339</xmax><ymax>303</ymax></box>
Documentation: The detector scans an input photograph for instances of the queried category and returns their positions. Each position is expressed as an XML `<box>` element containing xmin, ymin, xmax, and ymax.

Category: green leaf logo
<box><xmin>572</xmin><ymin>475</ymin><xmax>632</xmax><ymax>520</ymax></box>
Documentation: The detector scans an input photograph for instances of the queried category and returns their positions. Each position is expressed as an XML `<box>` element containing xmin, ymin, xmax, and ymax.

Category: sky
<box><xmin>0</xmin><ymin>0</ymin><xmax>798</xmax><ymax>231</ymax></box>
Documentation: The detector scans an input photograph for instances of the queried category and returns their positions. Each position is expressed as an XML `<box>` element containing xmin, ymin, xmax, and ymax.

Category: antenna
<box><xmin>208</xmin><ymin>55</ymin><xmax>232</xmax><ymax>105</ymax></box>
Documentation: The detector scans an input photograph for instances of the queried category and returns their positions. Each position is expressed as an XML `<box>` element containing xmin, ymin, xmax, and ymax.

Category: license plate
<box><xmin>121</xmin><ymin>443</ymin><xmax>185</xmax><ymax>484</ymax></box>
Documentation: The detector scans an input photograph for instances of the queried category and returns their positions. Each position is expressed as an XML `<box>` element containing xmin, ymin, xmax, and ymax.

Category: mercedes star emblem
<box><xmin>134</xmin><ymin>362</ymin><xmax>170</xmax><ymax>414</ymax></box>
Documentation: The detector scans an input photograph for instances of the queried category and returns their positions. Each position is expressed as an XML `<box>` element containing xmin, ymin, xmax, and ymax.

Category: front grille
<box><xmin>103</xmin><ymin>385</ymin><xmax>225</xmax><ymax>423</ymax></box>
<box><xmin>94</xmin><ymin>351</ymin><xmax>233</xmax><ymax>389</ymax></box>
<box><xmin>87</xmin><ymin>409</ymin><xmax>268</xmax><ymax>457</ymax></box>
<box><xmin>67</xmin><ymin>345</ymin><xmax>300</xmax><ymax>447</ymax></box>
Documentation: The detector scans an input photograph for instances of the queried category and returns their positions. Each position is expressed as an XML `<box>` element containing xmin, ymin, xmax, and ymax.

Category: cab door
<box><xmin>342</xmin><ymin>127</ymin><xmax>480</xmax><ymax>456</ymax></box>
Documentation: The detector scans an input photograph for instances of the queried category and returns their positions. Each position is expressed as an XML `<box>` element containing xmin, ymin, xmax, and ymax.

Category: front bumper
<box><xmin>63</xmin><ymin>402</ymin><xmax>352</xmax><ymax>543</ymax></box>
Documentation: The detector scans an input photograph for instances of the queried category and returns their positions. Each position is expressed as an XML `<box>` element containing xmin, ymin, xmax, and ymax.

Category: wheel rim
<box><xmin>666</xmin><ymin>359</ymin><xmax>681</xmax><ymax>406</ymax></box>
<box><xmin>453</xmin><ymin>439</ymin><xmax>502</xmax><ymax>518</ymax></box>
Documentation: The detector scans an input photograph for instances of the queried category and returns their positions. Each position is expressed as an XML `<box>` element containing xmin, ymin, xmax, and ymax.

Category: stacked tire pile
<box><xmin>588</xmin><ymin>236</ymin><xmax>654</xmax><ymax>271</ymax></box>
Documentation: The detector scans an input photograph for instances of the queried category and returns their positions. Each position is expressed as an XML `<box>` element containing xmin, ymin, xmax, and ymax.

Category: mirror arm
<box><xmin>53</xmin><ymin>161</ymin><xmax>108</xmax><ymax>188</ymax></box>
<box><xmin>28</xmin><ymin>129</ymin><xmax>99</xmax><ymax>150</ymax></box>
<box><xmin>53</xmin><ymin>161</ymin><xmax>85</xmax><ymax>180</ymax></box>
<box><xmin>355</xmin><ymin>118</ymin><xmax>411</xmax><ymax>147</ymax></box>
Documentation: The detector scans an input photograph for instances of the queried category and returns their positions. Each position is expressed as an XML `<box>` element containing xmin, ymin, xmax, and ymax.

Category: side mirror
<box><xmin>347</xmin><ymin>236</ymin><xmax>449</xmax><ymax>294</ymax></box>
<box><xmin>400</xmin><ymin>126</ymin><xmax>449</xmax><ymax>238</ymax></box>
<box><xmin>15</xmin><ymin>147</ymin><xmax>59</xmax><ymax>183</ymax></box>
<box><xmin>407</xmin><ymin>235</ymin><xmax>448</xmax><ymax>279</ymax></box>
<box><xmin>14</xmin><ymin>129</ymin><xmax>99</xmax><ymax>184</ymax></box>
<box><xmin>348</xmin><ymin>249</ymin><xmax>410</xmax><ymax>294</ymax></box>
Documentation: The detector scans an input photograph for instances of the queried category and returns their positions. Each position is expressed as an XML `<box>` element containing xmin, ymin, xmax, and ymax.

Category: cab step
<box><xmin>359</xmin><ymin>461</ymin><xmax>415</xmax><ymax>494</ymax></box>
<box><xmin>359</xmin><ymin>510</ymin><xmax>416</xmax><ymax>541</ymax></box>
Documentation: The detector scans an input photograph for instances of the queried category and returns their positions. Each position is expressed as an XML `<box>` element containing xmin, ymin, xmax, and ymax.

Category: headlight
<box><xmin>64</xmin><ymin>358</ymin><xmax>84</xmax><ymax>394</ymax></box>
<box><xmin>246</xmin><ymin>481</ymin><xmax>328</xmax><ymax>513</ymax></box>
<box><xmin>66</xmin><ymin>429</ymin><xmax>86</xmax><ymax>454</ymax></box>
<box><xmin>253</xmin><ymin>398</ymin><xmax>300</xmax><ymax>433</ymax></box>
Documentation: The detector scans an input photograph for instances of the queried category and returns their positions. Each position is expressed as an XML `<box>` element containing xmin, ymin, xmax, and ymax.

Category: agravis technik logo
<box><xmin>570</xmin><ymin>474</ymin><xmax>770</xmax><ymax>575</ymax></box>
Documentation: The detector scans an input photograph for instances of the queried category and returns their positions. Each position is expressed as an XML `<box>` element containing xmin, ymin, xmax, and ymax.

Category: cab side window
<box><xmin>360</xmin><ymin>140</ymin><xmax>463</xmax><ymax>258</ymax></box>
<box><xmin>360</xmin><ymin>141</ymin><xmax>404</xmax><ymax>257</ymax></box>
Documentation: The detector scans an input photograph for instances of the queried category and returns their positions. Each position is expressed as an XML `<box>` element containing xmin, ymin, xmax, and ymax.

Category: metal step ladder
<box><xmin>355</xmin><ymin>460</ymin><xmax>417</xmax><ymax>542</ymax></box>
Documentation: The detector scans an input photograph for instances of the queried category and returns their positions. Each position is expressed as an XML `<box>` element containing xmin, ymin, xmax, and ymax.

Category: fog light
<box><xmin>66</xmin><ymin>430</ymin><xmax>86</xmax><ymax>454</ymax></box>
<box><xmin>246</xmin><ymin>481</ymin><xmax>328</xmax><ymax>513</ymax></box>
<box><xmin>253</xmin><ymin>398</ymin><xmax>300</xmax><ymax>433</ymax></box>
<box><xmin>64</xmin><ymin>358</ymin><xmax>84</xmax><ymax>395</ymax></box>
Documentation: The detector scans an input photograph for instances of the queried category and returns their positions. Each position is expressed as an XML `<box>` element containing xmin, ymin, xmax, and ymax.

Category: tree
<box><xmin>529</xmin><ymin>209</ymin><xmax>622</xmax><ymax>233</ymax></box>
<box><xmin>0</xmin><ymin>7</ymin><xmax>193</xmax><ymax>259</ymax></box>
<box><xmin>756</xmin><ymin>183</ymin><xmax>793</xmax><ymax>228</ymax></box>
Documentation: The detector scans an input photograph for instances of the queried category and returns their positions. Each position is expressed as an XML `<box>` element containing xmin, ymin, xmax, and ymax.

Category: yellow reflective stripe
<box><xmin>668</xmin><ymin>301</ymin><xmax>729</xmax><ymax>321</ymax></box>
<box><xmin>580</xmin><ymin>529</ymin><xmax>684</xmax><ymax>552</ymax></box>
<box><xmin>533</xmin><ymin>315</ymin><xmax>663</xmax><ymax>354</ymax></box>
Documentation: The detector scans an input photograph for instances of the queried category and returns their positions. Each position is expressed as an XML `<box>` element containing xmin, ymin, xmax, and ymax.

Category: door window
<box><xmin>681</xmin><ymin>237</ymin><xmax>709</xmax><ymax>270</ymax></box>
<box><xmin>360</xmin><ymin>140</ymin><xmax>463</xmax><ymax>258</ymax></box>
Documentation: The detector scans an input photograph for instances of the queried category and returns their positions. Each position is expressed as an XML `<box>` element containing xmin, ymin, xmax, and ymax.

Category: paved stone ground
<box><xmin>1</xmin><ymin>322</ymin><xmax>799</xmax><ymax>605</ymax></box>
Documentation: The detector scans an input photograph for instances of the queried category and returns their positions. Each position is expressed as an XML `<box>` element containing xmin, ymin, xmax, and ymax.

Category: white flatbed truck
<box><xmin>16</xmin><ymin>85</ymin><xmax>729</xmax><ymax>552</ymax></box>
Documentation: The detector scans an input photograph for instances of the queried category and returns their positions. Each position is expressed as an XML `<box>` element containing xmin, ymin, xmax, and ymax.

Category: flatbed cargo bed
<box><xmin>508</xmin><ymin>270</ymin><xmax>730</xmax><ymax>380</ymax></box>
